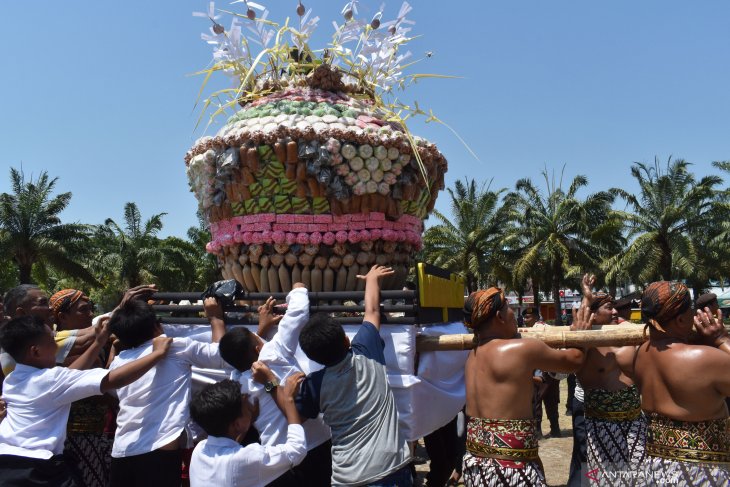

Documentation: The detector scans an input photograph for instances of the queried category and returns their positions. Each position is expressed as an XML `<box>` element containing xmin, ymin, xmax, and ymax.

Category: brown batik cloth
<box><xmin>644</xmin><ymin>413</ymin><xmax>729</xmax><ymax>487</ymax></box>
<box><xmin>462</xmin><ymin>417</ymin><xmax>545</xmax><ymax>487</ymax></box>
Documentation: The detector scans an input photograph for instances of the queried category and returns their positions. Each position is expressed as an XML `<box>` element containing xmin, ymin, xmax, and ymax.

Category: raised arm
<box><xmin>357</xmin><ymin>265</ymin><xmax>395</xmax><ymax>330</ymax></box>
<box><xmin>203</xmin><ymin>296</ymin><xmax>226</xmax><ymax>343</ymax></box>
<box><xmin>580</xmin><ymin>273</ymin><xmax>596</xmax><ymax>309</ymax></box>
<box><xmin>267</xmin><ymin>284</ymin><xmax>309</xmax><ymax>356</ymax></box>
<box><xmin>100</xmin><ymin>336</ymin><xmax>171</xmax><ymax>393</ymax></box>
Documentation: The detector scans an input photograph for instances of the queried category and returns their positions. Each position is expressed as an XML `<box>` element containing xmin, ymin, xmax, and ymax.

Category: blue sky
<box><xmin>1</xmin><ymin>1</ymin><xmax>728</xmax><ymax>238</ymax></box>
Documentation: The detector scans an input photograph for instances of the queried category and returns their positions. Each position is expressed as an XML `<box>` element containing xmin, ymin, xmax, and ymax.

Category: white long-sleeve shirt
<box><xmin>110</xmin><ymin>336</ymin><xmax>224</xmax><ymax>457</ymax></box>
<box><xmin>189</xmin><ymin>424</ymin><xmax>307</xmax><ymax>487</ymax></box>
<box><xmin>234</xmin><ymin>288</ymin><xmax>330</xmax><ymax>450</ymax></box>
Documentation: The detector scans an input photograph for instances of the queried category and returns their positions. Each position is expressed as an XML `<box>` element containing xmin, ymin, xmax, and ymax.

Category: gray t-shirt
<box><xmin>296</xmin><ymin>322</ymin><xmax>410</xmax><ymax>486</ymax></box>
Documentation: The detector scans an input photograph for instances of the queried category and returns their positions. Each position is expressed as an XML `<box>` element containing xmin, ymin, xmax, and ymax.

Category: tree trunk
<box><xmin>18</xmin><ymin>262</ymin><xmax>33</xmax><ymax>284</ymax></box>
<box><xmin>552</xmin><ymin>260</ymin><xmax>563</xmax><ymax>325</ymax></box>
<box><xmin>659</xmin><ymin>235</ymin><xmax>672</xmax><ymax>280</ymax></box>
<box><xmin>532</xmin><ymin>278</ymin><xmax>540</xmax><ymax>307</ymax></box>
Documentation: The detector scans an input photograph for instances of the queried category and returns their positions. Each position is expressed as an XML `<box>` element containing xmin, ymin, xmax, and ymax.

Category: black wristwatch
<box><xmin>264</xmin><ymin>379</ymin><xmax>279</xmax><ymax>393</ymax></box>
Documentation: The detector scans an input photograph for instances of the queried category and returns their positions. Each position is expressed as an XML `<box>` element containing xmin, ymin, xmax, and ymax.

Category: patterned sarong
<box><xmin>644</xmin><ymin>413</ymin><xmax>730</xmax><ymax>486</ymax></box>
<box><xmin>63</xmin><ymin>397</ymin><xmax>114</xmax><ymax>487</ymax></box>
<box><xmin>462</xmin><ymin>417</ymin><xmax>545</xmax><ymax>487</ymax></box>
<box><xmin>585</xmin><ymin>385</ymin><xmax>646</xmax><ymax>484</ymax></box>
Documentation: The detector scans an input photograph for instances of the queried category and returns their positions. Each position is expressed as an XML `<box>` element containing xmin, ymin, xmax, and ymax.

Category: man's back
<box><xmin>465</xmin><ymin>338</ymin><xmax>538</xmax><ymax>420</ymax></box>
<box><xmin>634</xmin><ymin>340</ymin><xmax>729</xmax><ymax>421</ymax></box>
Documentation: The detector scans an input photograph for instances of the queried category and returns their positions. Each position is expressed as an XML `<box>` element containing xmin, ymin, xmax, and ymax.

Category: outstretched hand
<box><xmin>119</xmin><ymin>284</ymin><xmax>158</xmax><ymax>307</ymax></box>
<box><xmin>570</xmin><ymin>305</ymin><xmax>595</xmax><ymax>332</ymax></box>
<box><xmin>258</xmin><ymin>296</ymin><xmax>283</xmax><ymax>334</ymax></box>
<box><xmin>356</xmin><ymin>265</ymin><xmax>395</xmax><ymax>282</ymax></box>
<box><xmin>581</xmin><ymin>274</ymin><xmax>595</xmax><ymax>299</ymax></box>
<box><xmin>694</xmin><ymin>307</ymin><xmax>729</xmax><ymax>348</ymax></box>
<box><xmin>203</xmin><ymin>297</ymin><xmax>224</xmax><ymax>321</ymax></box>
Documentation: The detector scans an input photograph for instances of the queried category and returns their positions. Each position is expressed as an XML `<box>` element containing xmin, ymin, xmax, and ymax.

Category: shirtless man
<box><xmin>573</xmin><ymin>275</ymin><xmax>646</xmax><ymax>483</ymax></box>
<box><xmin>622</xmin><ymin>281</ymin><xmax>729</xmax><ymax>485</ymax></box>
<box><xmin>463</xmin><ymin>287</ymin><xmax>591</xmax><ymax>486</ymax></box>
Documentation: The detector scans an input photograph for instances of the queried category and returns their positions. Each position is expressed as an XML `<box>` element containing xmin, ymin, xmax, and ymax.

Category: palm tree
<box><xmin>505</xmin><ymin>168</ymin><xmax>614</xmax><ymax>322</ymax></box>
<box><xmin>186</xmin><ymin>219</ymin><xmax>221</xmax><ymax>289</ymax></box>
<box><xmin>604</xmin><ymin>158</ymin><xmax>723</xmax><ymax>283</ymax></box>
<box><xmin>422</xmin><ymin>178</ymin><xmax>509</xmax><ymax>293</ymax></box>
<box><xmin>0</xmin><ymin>168</ymin><xmax>95</xmax><ymax>284</ymax></box>
<box><xmin>93</xmin><ymin>202</ymin><xmax>195</xmax><ymax>289</ymax></box>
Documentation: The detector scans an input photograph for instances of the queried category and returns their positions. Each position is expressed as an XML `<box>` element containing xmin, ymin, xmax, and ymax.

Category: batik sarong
<box><xmin>585</xmin><ymin>385</ymin><xmax>646</xmax><ymax>484</ymax></box>
<box><xmin>63</xmin><ymin>397</ymin><xmax>114</xmax><ymax>487</ymax></box>
<box><xmin>644</xmin><ymin>413</ymin><xmax>729</xmax><ymax>487</ymax></box>
<box><xmin>462</xmin><ymin>417</ymin><xmax>545</xmax><ymax>487</ymax></box>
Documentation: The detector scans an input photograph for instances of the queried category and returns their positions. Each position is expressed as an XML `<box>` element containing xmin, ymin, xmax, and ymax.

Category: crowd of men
<box><xmin>0</xmin><ymin>272</ymin><xmax>728</xmax><ymax>487</ymax></box>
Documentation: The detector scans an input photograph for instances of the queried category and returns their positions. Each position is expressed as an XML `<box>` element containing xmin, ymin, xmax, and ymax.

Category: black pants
<box><xmin>567</xmin><ymin>397</ymin><xmax>586</xmax><ymax>487</ymax></box>
<box><xmin>266</xmin><ymin>440</ymin><xmax>332</xmax><ymax>487</ymax></box>
<box><xmin>423</xmin><ymin>415</ymin><xmax>462</xmax><ymax>487</ymax></box>
<box><xmin>0</xmin><ymin>454</ymin><xmax>78</xmax><ymax>487</ymax></box>
<box><xmin>110</xmin><ymin>449</ymin><xmax>182</xmax><ymax>487</ymax></box>
<box><xmin>542</xmin><ymin>376</ymin><xmax>560</xmax><ymax>434</ymax></box>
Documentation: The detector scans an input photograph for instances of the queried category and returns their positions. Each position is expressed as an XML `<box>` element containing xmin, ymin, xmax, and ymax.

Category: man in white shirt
<box><xmin>218</xmin><ymin>284</ymin><xmax>332</xmax><ymax>486</ymax></box>
<box><xmin>0</xmin><ymin>315</ymin><xmax>171</xmax><ymax>486</ymax></box>
<box><xmin>108</xmin><ymin>296</ymin><xmax>226</xmax><ymax>487</ymax></box>
<box><xmin>189</xmin><ymin>375</ymin><xmax>307</xmax><ymax>487</ymax></box>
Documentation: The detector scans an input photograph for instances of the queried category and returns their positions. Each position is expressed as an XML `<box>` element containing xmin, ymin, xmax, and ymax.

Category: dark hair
<box><xmin>109</xmin><ymin>299</ymin><xmax>158</xmax><ymax>348</ymax></box>
<box><xmin>299</xmin><ymin>313</ymin><xmax>348</xmax><ymax>366</ymax></box>
<box><xmin>0</xmin><ymin>315</ymin><xmax>48</xmax><ymax>362</ymax></box>
<box><xmin>190</xmin><ymin>379</ymin><xmax>243</xmax><ymax>437</ymax></box>
<box><xmin>219</xmin><ymin>327</ymin><xmax>259</xmax><ymax>371</ymax></box>
<box><xmin>4</xmin><ymin>285</ymin><xmax>40</xmax><ymax>318</ymax></box>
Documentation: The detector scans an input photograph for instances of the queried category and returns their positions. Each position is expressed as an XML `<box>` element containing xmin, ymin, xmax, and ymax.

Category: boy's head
<box><xmin>0</xmin><ymin>315</ymin><xmax>57</xmax><ymax>368</ymax></box>
<box><xmin>219</xmin><ymin>327</ymin><xmax>263</xmax><ymax>371</ymax></box>
<box><xmin>109</xmin><ymin>299</ymin><xmax>161</xmax><ymax>349</ymax></box>
<box><xmin>190</xmin><ymin>379</ymin><xmax>254</xmax><ymax>439</ymax></box>
<box><xmin>299</xmin><ymin>313</ymin><xmax>349</xmax><ymax>366</ymax></box>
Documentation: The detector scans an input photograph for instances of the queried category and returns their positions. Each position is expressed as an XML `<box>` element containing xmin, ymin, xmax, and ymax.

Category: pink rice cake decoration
<box><xmin>351</xmin><ymin>214</ymin><xmax>367</xmax><ymax>222</ymax></box>
<box><xmin>383</xmin><ymin>221</ymin><xmax>395</xmax><ymax>229</ymax></box>
<box><xmin>289</xmin><ymin>224</ymin><xmax>308</xmax><ymax>233</ymax></box>
<box><xmin>298</xmin><ymin>215</ymin><xmax>314</xmax><ymax>224</ymax></box>
<box><xmin>331</xmin><ymin>224</ymin><xmax>348</xmax><ymax>231</ymax></box>
<box><xmin>350</xmin><ymin>221</ymin><xmax>366</xmax><ymax>230</ymax></box>
<box><xmin>231</xmin><ymin>216</ymin><xmax>247</xmax><ymax>226</ymax></box>
<box><xmin>335</xmin><ymin>231</ymin><xmax>348</xmax><ymax>243</ymax></box>
<box><xmin>272</xmin><ymin>224</ymin><xmax>287</xmax><ymax>232</ymax></box>
<box><xmin>251</xmin><ymin>223</ymin><xmax>271</xmax><ymax>232</ymax></box>
<box><xmin>312</xmin><ymin>215</ymin><xmax>333</xmax><ymax>224</ymax></box>
<box><xmin>369</xmin><ymin>212</ymin><xmax>386</xmax><ymax>221</ymax></box>
<box><xmin>286</xmin><ymin>233</ymin><xmax>297</xmax><ymax>245</ymax></box>
<box><xmin>333</xmin><ymin>215</ymin><xmax>351</xmax><ymax>224</ymax></box>
<box><xmin>366</xmin><ymin>220</ymin><xmax>384</xmax><ymax>229</ymax></box>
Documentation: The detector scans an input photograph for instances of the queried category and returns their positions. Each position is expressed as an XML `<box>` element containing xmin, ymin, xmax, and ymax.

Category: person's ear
<box><xmin>15</xmin><ymin>307</ymin><xmax>27</xmax><ymax>317</ymax></box>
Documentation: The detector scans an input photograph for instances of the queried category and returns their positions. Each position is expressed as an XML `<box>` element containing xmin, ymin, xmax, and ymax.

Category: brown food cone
<box><xmin>286</xmin><ymin>141</ymin><xmax>298</xmax><ymax>163</ymax></box>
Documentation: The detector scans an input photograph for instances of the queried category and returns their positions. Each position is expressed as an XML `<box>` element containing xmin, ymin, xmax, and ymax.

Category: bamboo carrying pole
<box><xmin>416</xmin><ymin>325</ymin><xmax>647</xmax><ymax>352</ymax></box>
<box><xmin>415</xmin><ymin>324</ymin><xmax>730</xmax><ymax>352</ymax></box>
